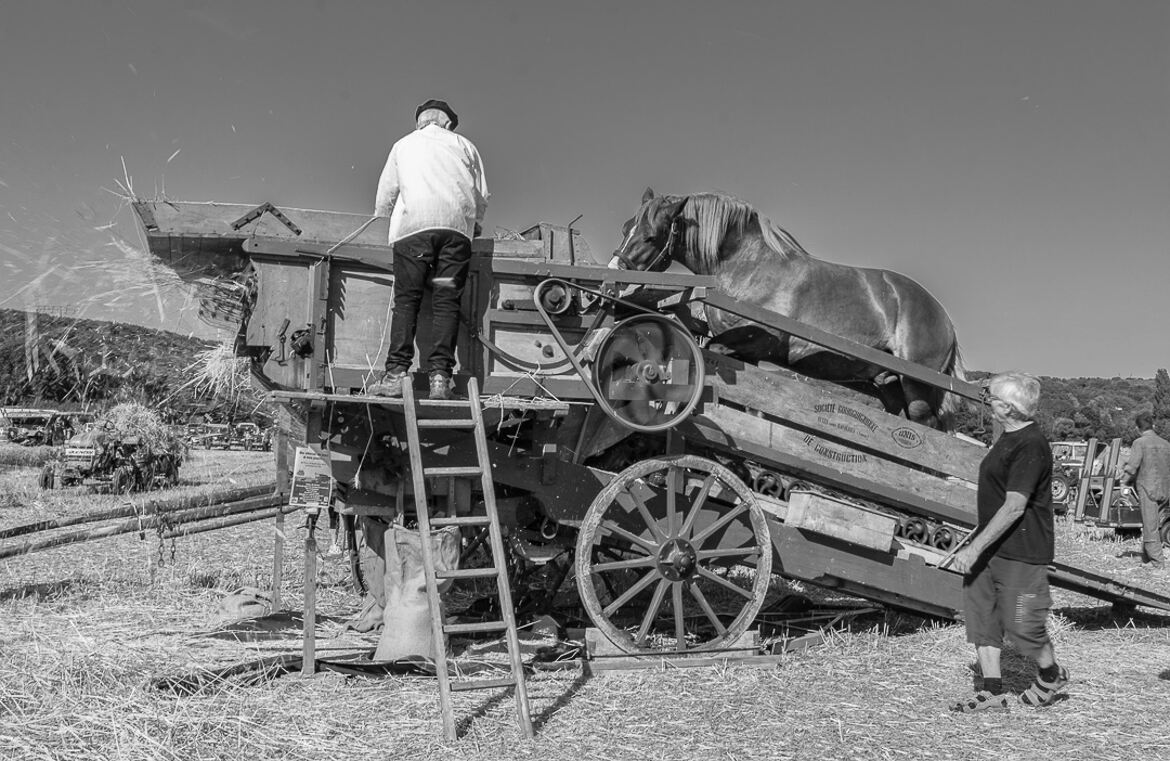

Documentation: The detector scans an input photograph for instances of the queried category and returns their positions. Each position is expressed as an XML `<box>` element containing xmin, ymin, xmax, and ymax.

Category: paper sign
<box><xmin>290</xmin><ymin>446</ymin><xmax>332</xmax><ymax>512</ymax></box>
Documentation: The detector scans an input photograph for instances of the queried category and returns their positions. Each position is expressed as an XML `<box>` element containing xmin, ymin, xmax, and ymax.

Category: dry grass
<box><xmin>0</xmin><ymin>443</ymin><xmax>60</xmax><ymax>469</ymax></box>
<box><xmin>1</xmin><ymin>465</ymin><xmax>1168</xmax><ymax>760</ymax></box>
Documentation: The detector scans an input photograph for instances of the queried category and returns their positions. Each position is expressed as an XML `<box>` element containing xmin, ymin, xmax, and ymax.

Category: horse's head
<box><xmin>609</xmin><ymin>187</ymin><xmax>687</xmax><ymax>272</ymax></box>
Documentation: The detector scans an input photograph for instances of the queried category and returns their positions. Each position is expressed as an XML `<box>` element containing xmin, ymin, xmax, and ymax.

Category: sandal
<box><xmin>950</xmin><ymin>690</ymin><xmax>1009</xmax><ymax>713</ymax></box>
<box><xmin>1020</xmin><ymin>665</ymin><xmax>1069</xmax><ymax>707</ymax></box>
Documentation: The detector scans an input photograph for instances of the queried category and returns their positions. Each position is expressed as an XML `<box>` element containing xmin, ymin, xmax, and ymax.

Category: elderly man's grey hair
<box><xmin>417</xmin><ymin>108</ymin><xmax>452</xmax><ymax>130</ymax></box>
<box><xmin>988</xmin><ymin>371</ymin><xmax>1041</xmax><ymax>421</ymax></box>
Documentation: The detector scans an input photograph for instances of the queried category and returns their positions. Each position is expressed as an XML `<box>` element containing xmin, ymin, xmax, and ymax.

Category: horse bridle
<box><xmin>613</xmin><ymin>214</ymin><xmax>682</xmax><ymax>272</ymax></box>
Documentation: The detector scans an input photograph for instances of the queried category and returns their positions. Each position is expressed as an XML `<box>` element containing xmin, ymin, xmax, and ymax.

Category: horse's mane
<box><xmin>678</xmin><ymin>193</ymin><xmax>808</xmax><ymax>271</ymax></box>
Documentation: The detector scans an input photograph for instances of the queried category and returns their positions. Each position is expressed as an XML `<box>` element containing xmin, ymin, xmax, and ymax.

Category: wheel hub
<box><xmin>656</xmin><ymin>537</ymin><xmax>698</xmax><ymax>581</ymax></box>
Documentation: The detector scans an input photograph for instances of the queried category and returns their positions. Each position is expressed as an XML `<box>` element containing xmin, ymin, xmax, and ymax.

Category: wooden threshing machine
<box><xmin>133</xmin><ymin>200</ymin><xmax>1170</xmax><ymax>734</ymax></box>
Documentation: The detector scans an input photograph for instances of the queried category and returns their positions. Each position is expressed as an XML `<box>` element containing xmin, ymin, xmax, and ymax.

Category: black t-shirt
<box><xmin>976</xmin><ymin>423</ymin><xmax>1054</xmax><ymax>564</ymax></box>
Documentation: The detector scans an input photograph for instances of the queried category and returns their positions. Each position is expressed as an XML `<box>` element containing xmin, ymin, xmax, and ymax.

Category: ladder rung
<box><xmin>423</xmin><ymin>466</ymin><xmax>482</xmax><ymax>477</ymax></box>
<box><xmin>444</xmin><ymin>620</ymin><xmax>509</xmax><ymax>635</ymax></box>
<box><xmin>430</xmin><ymin>515</ymin><xmax>491</xmax><ymax>527</ymax></box>
<box><xmin>449</xmin><ymin>677</ymin><xmax>516</xmax><ymax>692</ymax></box>
<box><xmin>436</xmin><ymin>567</ymin><xmax>500</xmax><ymax>580</ymax></box>
<box><xmin>417</xmin><ymin>418</ymin><xmax>476</xmax><ymax>429</ymax></box>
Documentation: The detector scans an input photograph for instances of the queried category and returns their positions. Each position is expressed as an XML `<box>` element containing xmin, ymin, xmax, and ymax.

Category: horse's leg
<box><xmin>899</xmin><ymin>377</ymin><xmax>945</xmax><ymax>430</ymax></box>
<box><xmin>873</xmin><ymin>373</ymin><xmax>908</xmax><ymax>417</ymax></box>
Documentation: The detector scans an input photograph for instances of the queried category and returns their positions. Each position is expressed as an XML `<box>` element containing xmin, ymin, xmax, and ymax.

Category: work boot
<box><xmin>367</xmin><ymin>368</ymin><xmax>407</xmax><ymax>397</ymax></box>
<box><xmin>428</xmin><ymin>372</ymin><xmax>451</xmax><ymax>401</ymax></box>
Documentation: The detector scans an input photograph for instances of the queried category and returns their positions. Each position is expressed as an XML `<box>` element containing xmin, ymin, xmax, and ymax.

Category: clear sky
<box><xmin>0</xmin><ymin>0</ymin><xmax>1166</xmax><ymax>378</ymax></box>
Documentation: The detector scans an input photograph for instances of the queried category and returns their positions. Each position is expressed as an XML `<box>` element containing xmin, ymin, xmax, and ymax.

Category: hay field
<box><xmin>1</xmin><ymin>452</ymin><xmax>1168</xmax><ymax>761</ymax></box>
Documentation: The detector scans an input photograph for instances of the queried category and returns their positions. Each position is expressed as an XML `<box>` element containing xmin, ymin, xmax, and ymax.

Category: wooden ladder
<box><xmin>401</xmin><ymin>377</ymin><xmax>534</xmax><ymax>740</ymax></box>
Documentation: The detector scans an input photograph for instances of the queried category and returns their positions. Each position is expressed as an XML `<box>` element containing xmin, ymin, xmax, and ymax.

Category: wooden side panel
<box><xmin>707</xmin><ymin>354</ymin><xmax>985</xmax><ymax>482</ymax></box>
<box><xmin>327</xmin><ymin>267</ymin><xmax>395</xmax><ymax>373</ymax></box>
<box><xmin>769</xmin><ymin>521</ymin><xmax>963</xmax><ymax>619</ymax></box>
<box><xmin>692</xmin><ymin>405</ymin><xmax>977</xmax><ymax>524</ymax></box>
<box><xmin>248</xmin><ymin>258</ymin><xmax>313</xmax><ymax>389</ymax></box>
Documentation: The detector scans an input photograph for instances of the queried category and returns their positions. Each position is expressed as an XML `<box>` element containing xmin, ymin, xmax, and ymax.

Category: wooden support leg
<box><xmin>272</xmin><ymin>512</ymin><xmax>285</xmax><ymax>612</ymax></box>
<box><xmin>273</xmin><ymin>427</ymin><xmax>290</xmax><ymax>612</ymax></box>
<box><xmin>302</xmin><ymin>531</ymin><xmax>317</xmax><ymax>677</ymax></box>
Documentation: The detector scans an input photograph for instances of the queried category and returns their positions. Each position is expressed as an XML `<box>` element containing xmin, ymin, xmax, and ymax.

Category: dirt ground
<box><xmin>1</xmin><ymin>447</ymin><xmax>1168</xmax><ymax>761</ymax></box>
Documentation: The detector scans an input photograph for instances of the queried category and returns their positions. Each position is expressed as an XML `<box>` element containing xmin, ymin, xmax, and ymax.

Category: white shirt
<box><xmin>373</xmin><ymin>124</ymin><xmax>489</xmax><ymax>243</ymax></box>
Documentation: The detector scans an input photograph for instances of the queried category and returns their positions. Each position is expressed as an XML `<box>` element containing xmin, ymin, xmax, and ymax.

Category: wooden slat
<box><xmin>684</xmin><ymin>408</ymin><xmax>976</xmax><ymax>526</ymax></box>
<box><xmin>488</xmin><ymin>258</ymin><xmax>717</xmax><ymax>288</ymax></box>
<box><xmin>242</xmin><ymin>235</ymin><xmax>543</xmax><ymax>264</ymax></box>
<box><xmin>785</xmin><ymin>491</ymin><xmax>899</xmax><ymax>552</ymax></box>
<box><xmin>706</xmin><ymin>353</ymin><xmax>985</xmax><ymax>481</ymax></box>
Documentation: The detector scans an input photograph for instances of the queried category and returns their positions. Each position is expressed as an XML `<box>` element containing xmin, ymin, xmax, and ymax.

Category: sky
<box><xmin>0</xmin><ymin>0</ymin><xmax>1166</xmax><ymax>378</ymax></box>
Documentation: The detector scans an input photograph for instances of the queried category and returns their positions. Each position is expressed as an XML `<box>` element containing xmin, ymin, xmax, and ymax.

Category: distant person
<box><xmin>948</xmin><ymin>372</ymin><xmax>1067</xmax><ymax>711</ymax></box>
<box><xmin>367</xmin><ymin>98</ymin><xmax>489</xmax><ymax>401</ymax></box>
<box><xmin>1118</xmin><ymin>412</ymin><xmax>1169</xmax><ymax>569</ymax></box>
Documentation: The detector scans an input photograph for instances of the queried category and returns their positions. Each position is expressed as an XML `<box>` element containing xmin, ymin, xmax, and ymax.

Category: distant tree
<box><xmin>1052</xmin><ymin>417</ymin><xmax>1075</xmax><ymax>439</ymax></box>
<box><xmin>1154</xmin><ymin>368</ymin><xmax>1170</xmax><ymax>437</ymax></box>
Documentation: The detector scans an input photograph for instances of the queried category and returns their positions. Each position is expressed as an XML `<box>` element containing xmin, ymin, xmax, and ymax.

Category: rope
<box><xmin>325</xmin><ymin>215</ymin><xmax>380</xmax><ymax>256</ymax></box>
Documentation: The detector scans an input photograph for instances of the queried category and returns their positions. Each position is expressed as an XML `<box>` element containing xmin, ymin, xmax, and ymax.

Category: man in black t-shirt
<box><xmin>948</xmin><ymin>372</ymin><xmax>1068</xmax><ymax>712</ymax></box>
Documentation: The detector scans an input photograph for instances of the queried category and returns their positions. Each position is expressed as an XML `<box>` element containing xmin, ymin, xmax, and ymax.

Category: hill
<box><xmin>0</xmin><ymin>309</ymin><xmax>220</xmax><ymax>418</ymax></box>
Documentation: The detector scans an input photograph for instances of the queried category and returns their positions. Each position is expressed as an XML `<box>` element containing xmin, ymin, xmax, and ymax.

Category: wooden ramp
<box><xmin>685</xmin><ymin>345</ymin><xmax>1170</xmax><ymax>617</ymax></box>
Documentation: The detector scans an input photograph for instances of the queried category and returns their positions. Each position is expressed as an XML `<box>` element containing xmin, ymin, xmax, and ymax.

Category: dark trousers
<box><xmin>385</xmin><ymin>229</ymin><xmax>472</xmax><ymax>376</ymax></box>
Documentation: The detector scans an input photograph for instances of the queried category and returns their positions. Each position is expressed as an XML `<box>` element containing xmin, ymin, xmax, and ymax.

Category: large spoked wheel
<box><xmin>576</xmin><ymin>455</ymin><xmax>773</xmax><ymax>654</ymax></box>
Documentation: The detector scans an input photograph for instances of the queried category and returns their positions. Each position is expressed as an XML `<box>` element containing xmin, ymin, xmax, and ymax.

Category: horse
<box><xmin>609</xmin><ymin>188</ymin><xmax>965</xmax><ymax>430</ymax></box>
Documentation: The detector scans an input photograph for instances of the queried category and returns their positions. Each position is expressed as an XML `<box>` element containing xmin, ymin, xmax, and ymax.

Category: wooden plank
<box><xmin>301</xmin><ymin>532</ymin><xmax>318</xmax><ymax>676</ymax></box>
<box><xmin>699</xmin><ymin>404</ymin><xmax>976</xmax><ymax>520</ymax></box>
<box><xmin>138</xmin><ymin>201</ymin><xmax>391</xmax><ymax>246</ymax></box>
<box><xmin>683</xmin><ymin>409</ymin><xmax>975</xmax><ymax>526</ymax></box>
<box><xmin>707</xmin><ymin>353</ymin><xmax>985</xmax><ymax>481</ymax></box>
<box><xmin>785</xmin><ymin>491</ymin><xmax>898</xmax><ymax>552</ymax></box>
<box><xmin>488</xmin><ymin>258</ymin><xmax>718</xmax><ymax>288</ymax></box>
<box><xmin>700</xmin><ymin>291</ymin><xmax>984</xmax><ymax>402</ymax></box>
<box><xmin>768</xmin><ymin>520</ymin><xmax>964</xmax><ymax>620</ymax></box>
<box><xmin>242</xmin><ymin>235</ymin><xmax>543</xmax><ymax>265</ymax></box>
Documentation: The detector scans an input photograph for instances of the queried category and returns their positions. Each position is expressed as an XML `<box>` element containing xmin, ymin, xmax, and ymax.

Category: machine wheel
<box><xmin>902</xmin><ymin>517</ymin><xmax>931</xmax><ymax>544</ymax></box>
<box><xmin>592</xmin><ymin>314</ymin><xmax>705</xmax><ymax>432</ymax></box>
<box><xmin>576</xmin><ymin>455</ymin><xmax>773</xmax><ymax>654</ymax></box>
<box><xmin>1161</xmin><ymin>519</ymin><xmax>1170</xmax><ymax>548</ymax></box>
<box><xmin>111</xmin><ymin>465</ymin><xmax>135</xmax><ymax>494</ymax></box>
<box><xmin>38</xmin><ymin>464</ymin><xmax>55</xmax><ymax>490</ymax></box>
<box><xmin>1051</xmin><ymin>475</ymin><xmax>1072</xmax><ymax>504</ymax></box>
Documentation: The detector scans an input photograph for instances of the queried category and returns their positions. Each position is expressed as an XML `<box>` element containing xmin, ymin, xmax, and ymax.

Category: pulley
<box><xmin>591</xmin><ymin>314</ymin><xmax>704</xmax><ymax>432</ymax></box>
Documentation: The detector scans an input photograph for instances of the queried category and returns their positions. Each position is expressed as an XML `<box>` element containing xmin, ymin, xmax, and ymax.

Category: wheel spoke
<box><xmin>695</xmin><ymin>546</ymin><xmax>761</xmax><ymax>562</ymax></box>
<box><xmin>665</xmin><ymin>465</ymin><xmax>680</xmax><ymax>537</ymax></box>
<box><xmin>598</xmin><ymin>519</ymin><xmax>658</xmax><ymax>552</ymax></box>
<box><xmin>601</xmin><ymin>568</ymin><xmax>660</xmax><ymax>618</ymax></box>
<box><xmin>695</xmin><ymin>566</ymin><xmax>756</xmax><ymax>601</ymax></box>
<box><xmin>688</xmin><ymin>583</ymin><xmax>727</xmax><ymax>635</ymax></box>
<box><xmin>672</xmin><ymin>582</ymin><xmax>686</xmax><ymax>649</ymax></box>
<box><xmin>624</xmin><ymin>485</ymin><xmax>665</xmax><ymax>543</ymax></box>
<box><xmin>592</xmin><ymin>555</ymin><xmax>657</xmax><ymax>573</ymax></box>
<box><xmin>635</xmin><ymin>578</ymin><xmax>672</xmax><ymax>646</ymax></box>
<box><xmin>691</xmin><ymin>502</ymin><xmax>750</xmax><ymax>545</ymax></box>
<box><xmin>679</xmin><ymin>474</ymin><xmax>717</xmax><ymax>538</ymax></box>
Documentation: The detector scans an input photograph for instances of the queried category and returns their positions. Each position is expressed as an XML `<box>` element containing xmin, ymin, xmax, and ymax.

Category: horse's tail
<box><xmin>937</xmin><ymin>341</ymin><xmax>967</xmax><ymax>432</ymax></box>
